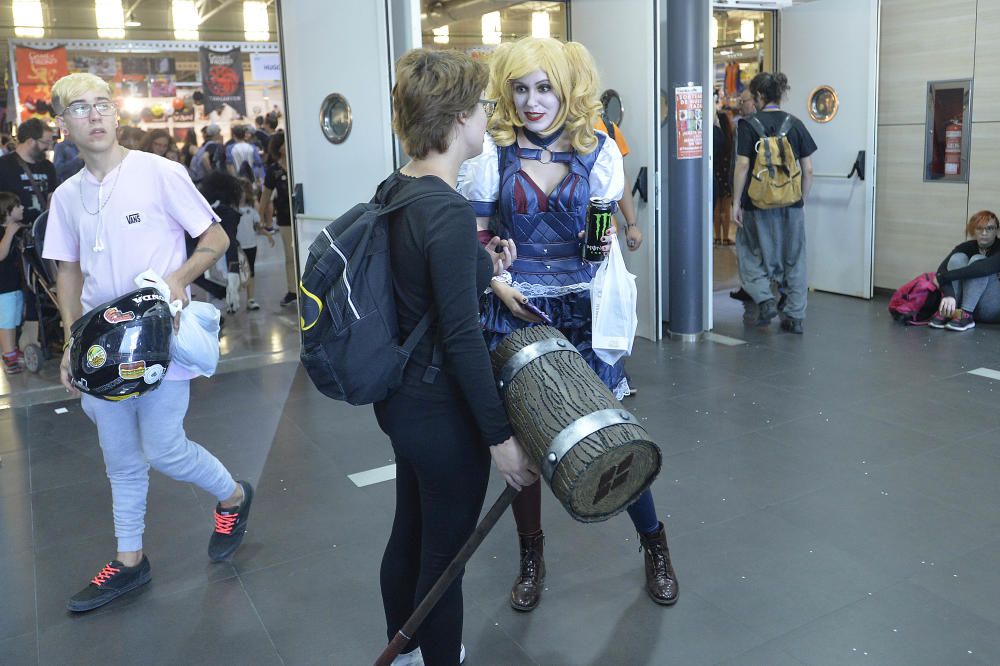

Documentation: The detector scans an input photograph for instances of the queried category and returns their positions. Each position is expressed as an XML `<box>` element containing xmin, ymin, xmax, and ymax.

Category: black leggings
<box><xmin>374</xmin><ymin>390</ymin><xmax>491</xmax><ymax>666</ymax></box>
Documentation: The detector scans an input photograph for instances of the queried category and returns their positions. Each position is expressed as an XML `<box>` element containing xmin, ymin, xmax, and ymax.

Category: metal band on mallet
<box><xmin>541</xmin><ymin>409</ymin><xmax>637</xmax><ymax>483</ymax></box>
<box><xmin>497</xmin><ymin>337</ymin><xmax>578</xmax><ymax>394</ymax></box>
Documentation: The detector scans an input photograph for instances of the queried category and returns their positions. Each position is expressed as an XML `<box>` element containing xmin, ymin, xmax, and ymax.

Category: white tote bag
<box><xmin>590</xmin><ymin>235</ymin><xmax>638</xmax><ymax>366</ymax></box>
<box><xmin>134</xmin><ymin>270</ymin><xmax>221</xmax><ymax>377</ymax></box>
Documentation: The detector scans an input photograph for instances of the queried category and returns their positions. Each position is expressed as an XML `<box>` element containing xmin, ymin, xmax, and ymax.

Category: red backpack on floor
<box><xmin>888</xmin><ymin>272</ymin><xmax>941</xmax><ymax>325</ymax></box>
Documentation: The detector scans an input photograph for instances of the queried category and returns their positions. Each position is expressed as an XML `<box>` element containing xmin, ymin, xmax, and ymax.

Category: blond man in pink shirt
<box><xmin>44</xmin><ymin>73</ymin><xmax>254</xmax><ymax>612</ymax></box>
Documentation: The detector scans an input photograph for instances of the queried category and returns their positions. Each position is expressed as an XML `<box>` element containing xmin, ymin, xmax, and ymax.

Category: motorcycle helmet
<box><xmin>69</xmin><ymin>287</ymin><xmax>173</xmax><ymax>401</ymax></box>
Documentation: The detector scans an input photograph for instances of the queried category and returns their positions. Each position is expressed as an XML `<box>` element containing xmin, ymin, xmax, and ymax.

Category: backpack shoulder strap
<box><xmin>377</xmin><ymin>187</ymin><xmax>462</xmax><ymax>218</ymax></box>
<box><xmin>777</xmin><ymin>114</ymin><xmax>795</xmax><ymax>138</ymax></box>
<box><xmin>747</xmin><ymin>115</ymin><xmax>768</xmax><ymax>138</ymax></box>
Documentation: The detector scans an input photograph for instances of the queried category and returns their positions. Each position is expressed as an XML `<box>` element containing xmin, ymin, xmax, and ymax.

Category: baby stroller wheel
<box><xmin>23</xmin><ymin>344</ymin><xmax>42</xmax><ymax>373</ymax></box>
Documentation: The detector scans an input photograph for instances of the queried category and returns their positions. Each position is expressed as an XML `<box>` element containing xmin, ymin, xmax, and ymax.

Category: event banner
<box><xmin>15</xmin><ymin>46</ymin><xmax>69</xmax><ymax>121</ymax></box>
<box><xmin>199</xmin><ymin>47</ymin><xmax>246</xmax><ymax>116</ymax></box>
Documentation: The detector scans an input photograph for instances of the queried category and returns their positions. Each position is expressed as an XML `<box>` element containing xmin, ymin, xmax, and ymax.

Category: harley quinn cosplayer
<box><xmin>458</xmin><ymin>37</ymin><xmax>679</xmax><ymax>612</ymax></box>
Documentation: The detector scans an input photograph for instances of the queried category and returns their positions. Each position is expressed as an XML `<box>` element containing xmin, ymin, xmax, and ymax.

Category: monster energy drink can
<box><xmin>583</xmin><ymin>197</ymin><xmax>614</xmax><ymax>263</ymax></box>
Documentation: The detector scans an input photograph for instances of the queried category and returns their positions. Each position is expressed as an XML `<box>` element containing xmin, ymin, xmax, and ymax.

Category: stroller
<box><xmin>15</xmin><ymin>211</ymin><xmax>63</xmax><ymax>372</ymax></box>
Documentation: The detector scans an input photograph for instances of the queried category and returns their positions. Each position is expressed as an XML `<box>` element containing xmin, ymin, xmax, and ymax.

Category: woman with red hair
<box><xmin>932</xmin><ymin>210</ymin><xmax>1000</xmax><ymax>331</ymax></box>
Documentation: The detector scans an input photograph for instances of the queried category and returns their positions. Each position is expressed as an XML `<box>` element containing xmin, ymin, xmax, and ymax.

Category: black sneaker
<box><xmin>279</xmin><ymin>292</ymin><xmax>297</xmax><ymax>307</ymax></box>
<box><xmin>780</xmin><ymin>317</ymin><xmax>804</xmax><ymax>334</ymax></box>
<box><xmin>756</xmin><ymin>299</ymin><xmax>778</xmax><ymax>326</ymax></box>
<box><xmin>729</xmin><ymin>287</ymin><xmax>752</xmax><ymax>302</ymax></box>
<box><xmin>67</xmin><ymin>556</ymin><xmax>152</xmax><ymax>612</ymax></box>
<box><xmin>208</xmin><ymin>481</ymin><xmax>254</xmax><ymax>562</ymax></box>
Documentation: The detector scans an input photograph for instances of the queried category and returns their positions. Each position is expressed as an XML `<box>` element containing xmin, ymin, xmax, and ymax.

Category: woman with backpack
<box><xmin>374</xmin><ymin>48</ymin><xmax>536</xmax><ymax>666</ymax></box>
<box><xmin>459</xmin><ymin>36</ymin><xmax>679</xmax><ymax>613</ymax></box>
<box><xmin>930</xmin><ymin>210</ymin><xmax>1000</xmax><ymax>331</ymax></box>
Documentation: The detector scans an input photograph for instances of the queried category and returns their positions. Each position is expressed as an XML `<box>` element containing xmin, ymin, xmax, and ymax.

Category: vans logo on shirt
<box><xmin>126</xmin><ymin>212</ymin><xmax>142</xmax><ymax>225</ymax></box>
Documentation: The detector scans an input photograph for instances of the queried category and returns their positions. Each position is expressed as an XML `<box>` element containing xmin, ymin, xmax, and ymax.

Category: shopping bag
<box><xmin>134</xmin><ymin>270</ymin><xmax>221</xmax><ymax>377</ymax></box>
<box><xmin>590</xmin><ymin>235</ymin><xmax>637</xmax><ymax>366</ymax></box>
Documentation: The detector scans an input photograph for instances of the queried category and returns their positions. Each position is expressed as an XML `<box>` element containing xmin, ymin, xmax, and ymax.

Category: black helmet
<box><xmin>69</xmin><ymin>287</ymin><xmax>173</xmax><ymax>401</ymax></box>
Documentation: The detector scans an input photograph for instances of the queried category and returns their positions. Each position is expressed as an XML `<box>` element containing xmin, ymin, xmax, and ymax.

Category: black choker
<box><xmin>523</xmin><ymin>126</ymin><xmax>564</xmax><ymax>148</ymax></box>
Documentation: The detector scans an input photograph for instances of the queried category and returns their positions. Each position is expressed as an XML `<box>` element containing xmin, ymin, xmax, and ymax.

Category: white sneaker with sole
<box><xmin>247</xmin><ymin>299</ymin><xmax>260</xmax><ymax>311</ymax></box>
<box><xmin>390</xmin><ymin>644</ymin><xmax>466</xmax><ymax>665</ymax></box>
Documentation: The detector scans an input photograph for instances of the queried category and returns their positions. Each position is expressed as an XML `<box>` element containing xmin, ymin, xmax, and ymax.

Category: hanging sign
<box><xmin>15</xmin><ymin>46</ymin><xmax>69</xmax><ymax>121</ymax></box>
<box><xmin>250</xmin><ymin>54</ymin><xmax>281</xmax><ymax>81</ymax></box>
<box><xmin>199</xmin><ymin>47</ymin><xmax>247</xmax><ymax>116</ymax></box>
<box><xmin>674</xmin><ymin>85</ymin><xmax>703</xmax><ymax>160</ymax></box>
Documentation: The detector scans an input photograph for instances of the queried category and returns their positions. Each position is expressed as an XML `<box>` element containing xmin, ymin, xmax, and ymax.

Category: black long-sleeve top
<box><xmin>936</xmin><ymin>239</ymin><xmax>1000</xmax><ymax>299</ymax></box>
<box><xmin>375</xmin><ymin>172</ymin><xmax>512</xmax><ymax>447</ymax></box>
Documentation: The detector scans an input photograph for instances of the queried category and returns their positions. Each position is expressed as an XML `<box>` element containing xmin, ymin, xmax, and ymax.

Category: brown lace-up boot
<box><xmin>510</xmin><ymin>531</ymin><xmax>545</xmax><ymax>612</ymax></box>
<box><xmin>638</xmin><ymin>522</ymin><xmax>679</xmax><ymax>605</ymax></box>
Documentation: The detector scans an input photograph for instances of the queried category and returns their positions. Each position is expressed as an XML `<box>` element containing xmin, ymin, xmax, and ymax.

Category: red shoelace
<box><xmin>214</xmin><ymin>510</ymin><xmax>239</xmax><ymax>535</ymax></box>
<box><xmin>91</xmin><ymin>563</ymin><xmax>121</xmax><ymax>586</ymax></box>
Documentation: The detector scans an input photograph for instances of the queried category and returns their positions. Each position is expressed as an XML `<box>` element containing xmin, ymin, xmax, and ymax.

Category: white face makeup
<box><xmin>511</xmin><ymin>69</ymin><xmax>561</xmax><ymax>134</ymax></box>
<box><xmin>59</xmin><ymin>90</ymin><xmax>118</xmax><ymax>154</ymax></box>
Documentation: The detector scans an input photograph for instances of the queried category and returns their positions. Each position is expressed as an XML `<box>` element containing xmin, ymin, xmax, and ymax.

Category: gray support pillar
<box><xmin>666</xmin><ymin>0</ymin><xmax>709</xmax><ymax>339</ymax></box>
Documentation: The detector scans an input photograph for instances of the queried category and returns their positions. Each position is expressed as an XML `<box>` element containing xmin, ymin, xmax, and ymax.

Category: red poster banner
<box><xmin>674</xmin><ymin>85</ymin><xmax>704</xmax><ymax>160</ymax></box>
<box><xmin>15</xmin><ymin>46</ymin><xmax>70</xmax><ymax>121</ymax></box>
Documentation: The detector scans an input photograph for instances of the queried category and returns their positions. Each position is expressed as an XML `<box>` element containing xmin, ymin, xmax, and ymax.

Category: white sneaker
<box><xmin>247</xmin><ymin>299</ymin><xmax>260</xmax><ymax>311</ymax></box>
<box><xmin>391</xmin><ymin>648</ymin><xmax>422</xmax><ymax>666</ymax></box>
<box><xmin>390</xmin><ymin>644</ymin><xmax>465</xmax><ymax>665</ymax></box>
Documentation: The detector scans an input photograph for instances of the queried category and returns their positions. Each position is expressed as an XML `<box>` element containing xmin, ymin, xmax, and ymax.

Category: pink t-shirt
<box><xmin>44</xmin><ymin>150</ymin><xmax>220</xmax><ymax>380</ymax></box>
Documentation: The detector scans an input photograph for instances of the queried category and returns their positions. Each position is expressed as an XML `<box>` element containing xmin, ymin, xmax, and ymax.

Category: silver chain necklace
<box><xmin>79</xmin><ymin>149</ymin><xmax>126</xmax><ymax>216</ymax></box>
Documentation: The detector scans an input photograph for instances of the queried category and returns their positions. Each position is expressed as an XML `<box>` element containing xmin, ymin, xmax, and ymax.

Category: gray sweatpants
<box><xmin>81</xmin><ymin>379</ymin><xmax>236</xmax><ymax>552</ymax></box>
<box><xmin>737</xmin><ymin>206</ymin><xmax>807</xmax><ymax>320</ymax></box>
<box><xmin>947</xmin><ymin>253</ymin><xmax>1000</xmax><ymax>323</ymax></box>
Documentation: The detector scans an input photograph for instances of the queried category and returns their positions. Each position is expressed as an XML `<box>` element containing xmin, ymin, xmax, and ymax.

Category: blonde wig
<box><xmin>487</xmin><ymin>38</ymin><xmax>603</xmax><ymax>154</ymax></box>
<box><xmin>51</xmin><ymin>73</ymin><xmax>114</xmax><ymax>113</ymax></box>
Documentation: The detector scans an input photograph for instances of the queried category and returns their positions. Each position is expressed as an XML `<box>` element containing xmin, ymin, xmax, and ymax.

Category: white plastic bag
<box><xmin>134</xmin><ymin>270</ymin><xmax>221</xmax><ymax>377</ymax></box>
<box><xmin>590</xmin><ymin>235</ymin><xmax>638</xmax><ymax>366</ymax></box>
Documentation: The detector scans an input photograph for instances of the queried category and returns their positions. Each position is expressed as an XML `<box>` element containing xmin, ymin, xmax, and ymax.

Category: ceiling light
<box><xmin>482</xmin><ymin>11</ymin><xmax>501</xmax><ymax>46</ymax></box>
<box><xmin>95</xmin><ymin>0</ymin><xmax>125</xmax><ymax>39</ymax></box>
<box><xmin>739</xmin><ymin>19</ymin><xmax>755</xmax><ymax>43</ymax></box>
<box><xmin>243</xmin><ymin>1</ymin><xmax>269</xmax><ymax>41</ymax></box>
<box><xmin>432</xmin><ymin>25</ymin><xmax>449</xmax><ymax>45</ymax></box>
<box><xmin>531</xmin><ymin>11</ymin><xmax>549</xmax><ymax>39</ymax></box>
<box><xmin>711</xmin><ymin>16</ymin><xmax>718</xmax><ymax>48</ymax></box>
<box><xmin>12</xmin><ymin>0</ymin><xmax>44</xmax><ymax>38</ymax></box>
<box><xmin>171</xmin><ymin>0</ymin><xmax>199</xmax><ymax>40</ymax></box>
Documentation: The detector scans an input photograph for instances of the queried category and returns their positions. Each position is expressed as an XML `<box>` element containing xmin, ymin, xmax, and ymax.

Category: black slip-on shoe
<box><xmin>208</xmin><ymin>480</ymin><xmax>254</xmax><ymax>562</ymax></box>
<box><xmin>67</xmin><ymin>556</ymin><xmax>151</xmax><ymax>612</ymax></box>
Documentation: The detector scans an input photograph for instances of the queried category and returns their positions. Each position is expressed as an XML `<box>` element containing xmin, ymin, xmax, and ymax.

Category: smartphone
<box><xmin>522</xmin><ymin>300</ymin><xmax>553</xmax><ymax>325</ymax></box>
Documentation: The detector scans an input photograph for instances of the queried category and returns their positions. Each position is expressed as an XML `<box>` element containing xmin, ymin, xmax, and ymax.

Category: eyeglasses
<box><xmin>479</xmin><ymin>98</ymin><xmax>497</xmax><ymax>118</ymax></box>
<box><xmin>977</xmin><ymin>225</ymin><xmax>998</xmax><ymax>234</ymax></box>
<box><xmin>63</xmin><ymin>102</ymin><xmax>117</xmax><ymax>119</ymax></box>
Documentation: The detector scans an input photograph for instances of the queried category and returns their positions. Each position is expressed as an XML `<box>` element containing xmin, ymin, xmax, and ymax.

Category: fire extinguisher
<box><xmin>944</xmin><ymin>119</ymin><xmax>962</xmax><ymax>176</ymax></box>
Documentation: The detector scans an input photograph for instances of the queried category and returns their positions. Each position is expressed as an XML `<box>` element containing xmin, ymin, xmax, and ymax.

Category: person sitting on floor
<box><xmin>931</xmin><ymin>210</ymin><xmax>1000</xmax><ymax>331</ymax></box>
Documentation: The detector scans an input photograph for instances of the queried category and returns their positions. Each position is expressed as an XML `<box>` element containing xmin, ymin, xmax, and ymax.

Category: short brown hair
<box><xmin>966</xmin><ymin>210</ymin><xmax>999</xmax><ymax>237</ymax></box>
<box><xmin>391</xmin><ymin>49</ymin><xmax>487</xmax><ymax>159</ymax></box>
<box><xmin>0</xmin><ymin>192</ymin><xmax>21</xmax><ymax>220</ymax></box>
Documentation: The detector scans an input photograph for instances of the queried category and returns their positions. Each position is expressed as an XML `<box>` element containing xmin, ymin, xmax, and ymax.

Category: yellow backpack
<box><xmin>746</xmin><ymin>114</ymin><xmax>802</xmax><ymax>209</ymax></box>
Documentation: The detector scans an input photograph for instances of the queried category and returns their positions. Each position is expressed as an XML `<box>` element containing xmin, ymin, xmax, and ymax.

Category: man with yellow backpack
<box><xmin>732</xmin><ymin>72</ymin><xmax>817</xmax><ymax>334</ymax></box>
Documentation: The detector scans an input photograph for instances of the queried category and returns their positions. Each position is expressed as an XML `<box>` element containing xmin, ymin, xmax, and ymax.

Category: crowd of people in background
<box><xmin>0</xmin><ymin>110</ymin><xmax>292</xmax><ymax>376</ymax></box>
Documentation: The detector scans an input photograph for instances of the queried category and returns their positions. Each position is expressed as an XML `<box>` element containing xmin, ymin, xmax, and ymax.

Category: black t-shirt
<box><xmin>936</xmin><ymin>239</ymin><xmax>1000</xmax><ymax>299</ymax></box>
<box><xmin>0</xmin><ymin>228</ymin><xmax>22</xmax><ymax>293</ymax></box>
<box><xmin>374</xmin><ymin>171</ymin><xmax>512</xmax><ymax>447</ymax></box>
<box><xmin>0</xmin><ymin>153</ymin><xmax>57</xmax><ymax>223</ymax></box>
<box><xmin>263</xmin><ymin>163</ymin><xmax>291</xmax><ymax>227</ymax></box>
<box><xmin>736</xmin><ymin>110</ymin><xmax>817</xmax><ymax>210</ymax></box>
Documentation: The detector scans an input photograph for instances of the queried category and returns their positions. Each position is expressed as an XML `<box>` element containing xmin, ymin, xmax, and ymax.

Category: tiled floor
<box><xmin>3</xmin><ymin>288</ymin><xmax>1000</xmax><ymax>665</ymax></box>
